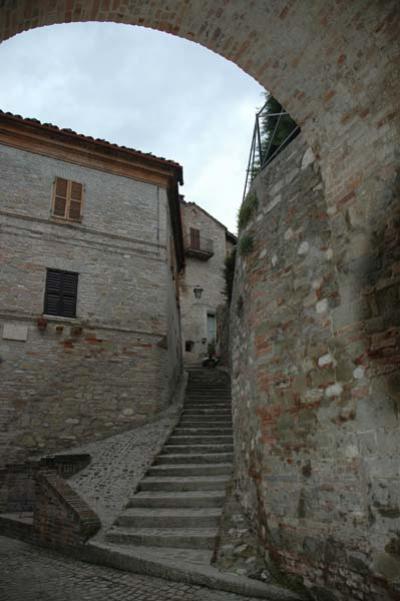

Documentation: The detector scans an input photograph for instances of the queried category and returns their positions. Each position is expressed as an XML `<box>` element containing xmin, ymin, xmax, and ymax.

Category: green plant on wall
<box><xmin>223</xmin><ymin>247</ymin><xmax>236</xmax><ymax>304</ymax></box>
<box><xmin>238</xmin><ymin>191</ymin><xmax>258</xmax><ymax>231</ymax></box>
<box><xmin>238</xmin><ymin>234</ymin><xmax>254</xmax><ymax>256</ymax></box>
<box><xmin>261</xmin><ymin>95</ymin><xmax>298</xmax><ymax>163</ymax></box>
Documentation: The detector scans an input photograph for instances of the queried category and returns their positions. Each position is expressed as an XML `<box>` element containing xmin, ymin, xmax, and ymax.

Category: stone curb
<box><xmin>0</xmin><ymin>520</ymin><xmax>298</xmax><ymax>600</ymax></box>
<box><xmin>80</xmin><ymin>540</ymin><xmax>305</xmax><ymax>601</ymax></box>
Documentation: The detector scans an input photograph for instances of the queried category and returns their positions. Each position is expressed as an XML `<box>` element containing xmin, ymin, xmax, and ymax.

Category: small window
<box><xmin>185</xmin><ymin>340</ymin><xmax>194</xmax><ymax>352</ymax></box>
<box><xmin>190</xmin><ymin>228</ymin><xmax>200</xmax><ymax>249</ymax></box>
<box><xmin>52</xmin><ymin>177</ymin><xmax>84</xmax><ymax>221</ymax></box>
<box><xmin>44</xmin><ymin>269</ymin><xmax>79</xmax><ymax>318</ymax></box>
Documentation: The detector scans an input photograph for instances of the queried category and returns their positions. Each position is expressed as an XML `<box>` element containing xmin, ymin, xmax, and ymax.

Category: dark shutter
<box><xmin>44</xmin><ymin>269</ymin><xmax>78</xmax><ymax>318</ymax></box>
<box><xmin>190</xmin><ymin>228</ymin><xmax>200</xmax><ymax>249</ymax></box>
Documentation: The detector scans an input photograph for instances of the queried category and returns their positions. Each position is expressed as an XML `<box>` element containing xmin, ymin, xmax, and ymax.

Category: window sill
<box><xmin>42</xmin><ymin>314</ymin><xmax>79</xmax><ymax>325</ymax></box>
<box><xmin>50</xmin><ymin>216</ymin><xmax>83</xmax><ymax>225</ymax></box>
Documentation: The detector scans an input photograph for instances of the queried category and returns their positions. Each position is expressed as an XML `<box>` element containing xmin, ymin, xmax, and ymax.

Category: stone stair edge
<box><xmin>120</xmin><ymin>507</ymin><xmax>222</xmax><ymax>516</ymax></box>
<box><xmin>86</xmin><ymin>541</ymin><xmax>305</xmax><ymax>601</ymax></box>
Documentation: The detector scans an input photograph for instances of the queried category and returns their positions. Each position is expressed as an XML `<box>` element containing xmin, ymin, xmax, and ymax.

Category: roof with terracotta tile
<box><xmin>0</xmin><ymin>109</ymin><xmax>183</xmax><ymax>183</ymax></box>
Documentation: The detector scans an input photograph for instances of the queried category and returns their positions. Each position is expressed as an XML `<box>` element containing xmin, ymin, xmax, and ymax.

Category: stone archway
<box><xmin>1</xmin><ymin>2</ymin><xmax>400</xmax><ymax>600</ymax></box>
<box><xmin>1</xmin><ymin>2</ymin><xmax>399</xmax><ymax>280</ymax></box>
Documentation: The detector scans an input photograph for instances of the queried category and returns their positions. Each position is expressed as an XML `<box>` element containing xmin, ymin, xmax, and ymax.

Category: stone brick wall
<box><xmin>0</xmin><ymin>463</ymin><xmax>101</xmax><ymax>548</ymax></box>
<box><xmin>180</xmin><ymin>201</ymin><xmax>231</xmax><ymax>361</ymax></box>
<box><xmin>231</xmin><ymin>135</ymin><xmax>400</xmax><ymax>600</ymax></box>
<box><xmin>0</xmin><ymin>453</ymin><xmax>90</xmax><ymax>513</ymax></box>
<box><xmin>0</xmin><ymin>143</ymin><xmax>182</xmax><ymax>464</ymax></box>
<box><xmin>33</xmin><ymin>469</ymin><xmax>101</xmax><ymax>547</ymax></box>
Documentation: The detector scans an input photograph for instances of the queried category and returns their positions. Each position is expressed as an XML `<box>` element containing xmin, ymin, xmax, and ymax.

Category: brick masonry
<box><xmin>0</xmin><ymin>453</ymin><xmax>101</xmax><ymax>550</ymax></box>
<box><xmin>231</xmin><ymin>135</ymin><xmax>400</xmax><ymax>600</ymax></box>
<box><xmin>0</xmin><ymin>453</ymin><xmax>90</xmax><ymax>513</ymax></box>
<box><xmin>0</xmin><ymin>141</ymin><xmax>183</xmax><ymax>464</ymax></box>
<box><xmin>33</xmin><ymin>469</ymin><xmax>101</xmax><ymax>547</ymax></box>
<box><xmin>0</xmin><ymin>2</ymin><xmax>399</xmax><ymax>598</ymax></box>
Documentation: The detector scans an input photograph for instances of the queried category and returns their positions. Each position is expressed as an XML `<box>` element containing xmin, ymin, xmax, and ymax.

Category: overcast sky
<box><xmin>0</xmin><ymin>22</ymin><xmax>264</xmax><ymax>232</ymax></box>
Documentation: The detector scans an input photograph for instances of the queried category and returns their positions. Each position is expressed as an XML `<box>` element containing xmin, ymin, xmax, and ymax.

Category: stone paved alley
<box><xmin>0</xmin><ymin>536</ymin><xmax>262</xmax><ymax>601</ymax></box>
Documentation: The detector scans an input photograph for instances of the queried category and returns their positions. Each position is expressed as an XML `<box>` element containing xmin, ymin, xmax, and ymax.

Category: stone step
<box><xmin>128</xmin><ymin>491</ymin><xmax>225</xmax><ymax>509</ymax></box>
<box><xmin>163</xmin><ymin>443</ymin><xmax>233</xmax><ymax>454</ymax></box>
<box><xmin>139</xmin><ymin>475</ymin><xmax>229</xmax><ymax>492</ymax></box>
<box><xmin>115</xmin><ymin>507</ymin><xmax>222</xmax><ymax>529</ymax></box>
<box><xmin>187</xmin><ymin>390</ymin><xmax>230</xmax><ymax>394</ymax></box>
<box><xmin>156</xmin><ymin>452</ymin><xmax>233</xmax><ymax>465</ymax></box>
<box><xmin>106</xmin><ymin>527</ymin><xmax>217</xmax><ymax>550</ymax></box>
<box><xmin>147</xmin><ymin>463</ymin><xmax>232</xmax><ymax>478</ymax></box>
<box><xmin>182</xmin><ymin>407</ymin><xmax>231</xmax><ymax>413</ymax></box>
<box><xmin>183</xmin><ymin>406</ymin><xmax>231</xmax><ymax>415</ymax></box>
<box><xmin>178</xmin><ymin>421</ymin><xmax>232</xmax><ymax>429</ymax></box>
<box><xmin>168</xmin><ymin>435</ymin><xmax>233</xmax><ymax>445</ymax></box>
<box><xmin>187</xmin><ymin>385</ymin><xmax>230</xmax><ymax>390</ymax></box>
<box><xmin>184</xmin><ymin>400</ymin><xmax>231</xmax><ymax>406</ymax></box>
<box><xmin>184</xmin><ymin>399</ymin><xmax>232</xmax><ymax>411</ymax></box>
<box><xmin>180</xmin><ymin>414</ymin><xmax>232</xmax><ymax>421</ymax></box>
<box><xmin>188</xmin><ymin>383</ymin><xmax>229</xmax><ymax>386</ymax></box>
<box><xmin>185</xmin><ymin>390</ymin><xmax>232</xmax><ymax>403</ymax></box>
<box><xmin>186</xmin><ymin>396</ymin><xmax>230</xmax><ymax>399</ymax></box>
<box><xmin>173</xmin><ymin>427</ymin><xmax>232</xmax><ymax>436</ymax></box>
<box><xmin>89</xmin><ymin>541</ymin><xmax>303</xmax><ymax>601</ymax></box>
<box><xmin>178</xmin><ymin>416</ymin><xmax>232</xmax><ymax>424</ymax></box>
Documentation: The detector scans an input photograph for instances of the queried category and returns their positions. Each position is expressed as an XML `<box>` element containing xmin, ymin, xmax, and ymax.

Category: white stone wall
<box><xmin>0</xmin><ymin>143</ymin><xmax>182</xmax><ymax>464</ymax></box>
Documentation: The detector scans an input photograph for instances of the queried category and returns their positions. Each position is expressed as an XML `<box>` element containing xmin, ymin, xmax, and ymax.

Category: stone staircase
<box><xmin>106</xmin><ymin>367</ymin><xmax>233</xmax><ymax>553</ymax></box>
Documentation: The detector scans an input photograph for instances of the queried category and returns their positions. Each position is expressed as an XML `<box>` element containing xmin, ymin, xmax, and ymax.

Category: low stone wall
<box><xmin>0</xmin><ymin>452</ymin><xmax>100</xmax><ymax>550</ymax></box>
<box><xmin>231</xmin><ymin>135</ymin><xmax>400</xmax><ymax>600</ymax></box>
<box><xmin>34</xmin><ymin>470</ymin><xmax>100</xmax><ymax>547</ymax></box>
<box><xmin>0</xmin><ymin>454</ymin><xmax>90</xmax><ymax>513</ymax></box>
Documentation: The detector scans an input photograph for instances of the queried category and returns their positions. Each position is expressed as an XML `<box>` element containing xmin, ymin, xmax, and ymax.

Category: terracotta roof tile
<box><xmin>0</xmin><ymin>109</ymin><xmax>183</xmax><ymax>172</ymax></box>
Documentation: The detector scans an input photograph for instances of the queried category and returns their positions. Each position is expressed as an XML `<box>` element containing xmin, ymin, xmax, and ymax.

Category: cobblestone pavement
<box><xmin>0</xmin><ymin>536</ymin><xmax>261</xmax><ymax>601</ymax></box>
<box><xmin>65</xmin><ymin>392</ymin><xmax>184</xmax><ymax>533</ymax></box>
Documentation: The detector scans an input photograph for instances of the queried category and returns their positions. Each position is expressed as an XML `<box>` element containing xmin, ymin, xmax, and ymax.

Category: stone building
<box><xmin>0</xmin><ymin>110</ymin><xmax>184</xmax><ymax>465</ymax></box>
<box><xmin>179</xmin><ymin>199</ymin><xmax>235</xmax><ymax>363</ymax></box>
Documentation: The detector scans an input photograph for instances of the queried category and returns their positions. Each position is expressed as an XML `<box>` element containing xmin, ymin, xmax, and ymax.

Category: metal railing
<box><xmin>242</xmin><ymin>102</ymin><xmax>300</xmax><ymax>201</ymax></box>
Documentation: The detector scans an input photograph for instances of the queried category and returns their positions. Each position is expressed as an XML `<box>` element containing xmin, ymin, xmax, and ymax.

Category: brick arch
<box><xmin>1</xmin><ymin>2</ymin><xmax>399</xmax><ymax>232</ymax></box>
<box><xmin>0</xmin><ymin>2</ymin><xmax>398</xmax><ymax>135</ymax></box>
<box><xmin>1</xmin><ymin>3</ymin><xmax>400</xmax><ymax>599</ymax></box>
<box><xmin>0</xmin><ymin>2</ymin><xmax>399</xmax><ymax>229</ymax></box>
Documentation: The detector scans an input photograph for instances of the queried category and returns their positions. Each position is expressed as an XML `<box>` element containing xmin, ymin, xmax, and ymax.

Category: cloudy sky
<box><xmin>0</xmin><ymin>22</ymin><xmax>264</xmax><ymax>232</ymax></box>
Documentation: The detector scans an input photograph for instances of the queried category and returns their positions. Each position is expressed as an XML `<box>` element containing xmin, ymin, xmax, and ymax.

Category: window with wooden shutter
<box><xmin>52</xmin><ymin>178</ymin><xmax>83</xmax><ymax>221</ymax></box>
<box><xmin>44</xmin><ymin>269</ymin><xmax>79</xmax><ymax>318</ymax></box>
<box><xmin>190</xmin><ymin>228</ymin><xmax>200</xmax><ymax>250</ymax></box>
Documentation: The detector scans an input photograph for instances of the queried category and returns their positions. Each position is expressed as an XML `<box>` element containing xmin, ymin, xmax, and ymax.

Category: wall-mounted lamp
<box><xmin>193</xmin><ymin>285</ymin><xmax>203</xmax><ymax>299</ymax></box>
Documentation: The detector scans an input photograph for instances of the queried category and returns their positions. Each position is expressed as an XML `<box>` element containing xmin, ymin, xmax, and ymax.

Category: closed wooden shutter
<box><xmin>44</xmin><ymin>269</ymin><xmax>78</xmax><ymax>318</ymax></box>
<box><xmin>68</xmin><ymin>181</ymin><xmax>83</xmax><ymax>220</ymax></box>
<box><xmin>52</xmin><ymin>178</ymin><xmax>83</xmax><ymax>221</ymax></box>
<box><xmin>190</xmin><ymin>228</ymin><xmax>200</xmax><ymax>249</ymax></box>
<box><xmin>44</xmin><ymin>269</ymin><xmax>63</xmax><ymax>315</ymax></box>
<box><xmin>54</xmin><ymin>177</ymin><xmax>68</xmax><ymax>217</ymax></box>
